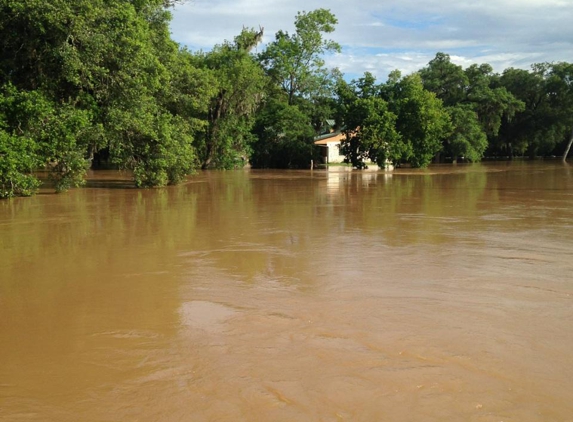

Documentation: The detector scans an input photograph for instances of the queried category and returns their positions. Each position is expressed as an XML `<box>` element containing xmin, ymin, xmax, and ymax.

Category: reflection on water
<box><xmin>1</xmin><ymin>162</ymin><xmax>572</xmax><ymax>421</ymax></box>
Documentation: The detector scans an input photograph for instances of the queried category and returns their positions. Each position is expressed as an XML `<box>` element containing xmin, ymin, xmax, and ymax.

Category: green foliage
<box><xmin>0</xmin><ymin>131</ymin><xmax>41</xmax><ymax>198</ymax></box>
<box><xmin>206</xmin><ymin>113</ymin><xmax>256</xmax><ymax>170</ymax></box>
<box><xmin>0</xmin><ymin>85</ymin><xmax>90</xmax><ymax>194</ymax></box>
<box><xmin>498</xmin><ymin>63</ymin><xmax>573</xmax><ymax>158</ymax></box>
<box><xmin>390</xmin><ymin>74</ymin><xmax>452</xmax><ymax>167</ymax></box>
<box><xmin>296</xmin><ymin>94</ymin><xmax>338</xmax><ymax>135</ymax></box>
<box><xmin>547</xmin><ymin>63</ymin><xmax>573</xmax><ymax>160</ymax></box>
<box><xmin>251</xmin><ymin>99</ymin><xmax>316</xmax><ymax>168</ymax></box>
<box><xmin>109</xmin><ymin>110</ymin><xmax>196</xmax><ymax>188</ymax></box>
<box><xmin>94</xmin><ymin>1</ymin><xmax>205</xmax><ymax>183</ymax></box>
<box><xmin>196</xmin><ymin>29</ymin><xmax>267</xmax><ymax>169</ymax></box>
<box><xmin>0</xmin><ymin>0</ymin><xmax>214</xmax><ymax>195</ymax></box>
<box><xmin>419</xmin><ymin>53</ymin><xmax>524</xmax><ymax>160</ymax></box>
<box><xmin>2</xmin><ymin>1</ymin><xmax>572</xmax><ymax>198</ymax></box>
<box><xmin>341</xmin><ymin>97</ymin><xmax>403</xmax><ymax>168</ymax></box>
<box><xmin>251</xmin><ymin>9</ymin><xmax>340</xmax><ymax>168</ymax></box>
<box><xmin>464</xmin><ymin>63</ymin><xmax>524</xmax><ymax>138</ymax></box>
<box><xmin>445</xmin><ymin>106</ymin><xmax>488</xmax><ymax>162</ymax></box>
<box><xmin>259</xmin><ymin>9</ymin><xmax>341</xmax><ymax>105</ymax></box>
<box><xmin>419</xmin><ymin>53</ymin><xmax>468</xmax><ymax>106</ymax></box>
<box><xmin>334</xmin><ymin>73</ymin><xmax>403</xmax><ymax>168</ymax></box>
<box><xmin>0</xmin><ymin>87</ymin><xmax>42</xmax><ymax>197</ymax></box>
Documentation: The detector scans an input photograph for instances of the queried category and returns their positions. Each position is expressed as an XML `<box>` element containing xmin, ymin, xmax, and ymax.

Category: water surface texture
<box><xmin>1</xmin><ymin>162</ymin><xmax>572</xmax><ymax>421</ymax></box>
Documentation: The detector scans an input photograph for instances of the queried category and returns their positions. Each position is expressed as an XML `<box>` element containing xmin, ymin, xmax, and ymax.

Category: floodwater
<box><xmin>1</xmin><ymin>162</ymin><xmax>572</xmax><ymax>422</ymax></box>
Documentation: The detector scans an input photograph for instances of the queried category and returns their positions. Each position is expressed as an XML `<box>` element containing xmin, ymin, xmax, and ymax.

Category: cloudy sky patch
<box><xmin>170</xmin><ymin>0</ymin><xmax>573</xmax><ymax>80</ymax></box>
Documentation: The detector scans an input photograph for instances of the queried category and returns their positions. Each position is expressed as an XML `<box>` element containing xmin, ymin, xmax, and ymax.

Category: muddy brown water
<box><xmin>1</xmin><ymin>162</ymin><xmax>572</xmax><ymax>421</ymax></box>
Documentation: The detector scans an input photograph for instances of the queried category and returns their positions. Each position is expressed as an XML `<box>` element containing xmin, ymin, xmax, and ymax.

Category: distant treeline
<box><xmin>1</xmin><ymin>1</ymin><xmax>572</xmax><ymax>198</ymax></box>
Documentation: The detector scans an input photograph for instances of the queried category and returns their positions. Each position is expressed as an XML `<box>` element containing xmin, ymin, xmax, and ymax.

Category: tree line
<box><xmin>1</xmin><ymin>1</ymin><xmax>572</xmax><ymax>198</ymax></box>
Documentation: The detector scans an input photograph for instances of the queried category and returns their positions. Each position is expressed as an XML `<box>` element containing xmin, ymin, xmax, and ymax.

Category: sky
<box><xmin>169</xmin><ymin>0</ymin><xmax>573</xmax><ymax>81</ymax></box>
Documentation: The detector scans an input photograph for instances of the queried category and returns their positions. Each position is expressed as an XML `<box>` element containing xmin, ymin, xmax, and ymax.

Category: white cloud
<box><xmin>170</xmin><ymin>0</ymin><xmax>573</xmax><ymax>78</ymax></box>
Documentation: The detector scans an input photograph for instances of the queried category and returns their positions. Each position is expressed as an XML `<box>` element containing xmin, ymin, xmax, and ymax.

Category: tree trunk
<box><xmin>563</xmin><ymin>127</ymin><xmax>573</xmax><ymax>162</ymax></box>
<box><xmin>527</xmin><ymin>144</ymin><xmax>536</xmax><ymax>160</ymax></box>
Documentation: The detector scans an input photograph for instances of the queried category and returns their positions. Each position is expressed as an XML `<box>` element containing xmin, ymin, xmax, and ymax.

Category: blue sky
<box><xmin>169</xmin><ymin>0</ymin><xmax>573</xmax><ymax>81</ymax></box>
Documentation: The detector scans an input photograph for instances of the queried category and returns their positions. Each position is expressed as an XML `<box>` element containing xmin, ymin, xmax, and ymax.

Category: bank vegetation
<box><xmin>1</xmin><ymin>0</ymin><xmax>572</xmax><ymax>198</ymax></box>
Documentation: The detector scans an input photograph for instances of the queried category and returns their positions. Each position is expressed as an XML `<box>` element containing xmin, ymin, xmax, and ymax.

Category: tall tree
<box><xmin>195</xmin><ymin>28</ymin><xmax>267</xmax><ymax>169</ymax></box>
<box><xmin>498</xmin><ymin>63</ymin><xmax>572</xmax><ymax>159</ymax></box>
<box><xmin>0</xmin><ymin>0</ymin><xmax>111</xmax><ymax>191</ymax></box>
<box><xmin>419</xmin><ymin>53</ymin><xmax>523</xmax><ymax>161</ymax></box>
<box><xmin>464</xmin><ymin>63</ymin><xmax>523</xmax><ymax>139</ymax></box>
<box><xmin>341</xmin><ymin>97</ymin><xmax>402</xmax><ymax>169</ymax></box>
<box><xmin>335</xmin><ymin>73</ymin><xmax>403</xmax><ymax>169</ymax></box>
<box><xmin>250</xmin><ymin>98</ymin><xmax>316</xmax><ymax>168</ymax></box>
<box><xmin>259</xmin><ymin>9</ymin><xmax>341</xmax><ymax>105</ymax></box>
<box><xmin>388</xmin><ymin>74</ymin><xmax>452</xmax><ymax>167</ymax></box>
<box><xmin>0</xmin><ymin>0</ymin><xmax>215</xmax><ymax>193</ymax></box>
<box><xmin>545</xmin><ymin>63</ymin><xmax>573</xmax><ymax>162</ymax></box>
<box><xmin>251</xmin><ymin>10</ymin><xmax>340</xmax><ymax>168</ymax></box>
<box><xmin>419</xmin><ymin>52</ymin><xmax>468</xmax><ymax>106</ymax></box>
<box><xmin>445</xmin><ymin>106</ymin><xmax>488</xmax><ymax>162</ymax></box>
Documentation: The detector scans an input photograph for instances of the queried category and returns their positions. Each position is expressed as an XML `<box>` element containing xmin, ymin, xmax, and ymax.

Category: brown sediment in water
<box><xmin>1</xmin><ymin>161</ymin><xmax>572</xmax><ymax>421</ymax></box>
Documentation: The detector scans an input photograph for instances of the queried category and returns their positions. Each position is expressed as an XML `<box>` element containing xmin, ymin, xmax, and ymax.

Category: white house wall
<box><xmin>327</xmin><ymin>141</ymin><xmax>344</xmax><ymax>163</ymax></box>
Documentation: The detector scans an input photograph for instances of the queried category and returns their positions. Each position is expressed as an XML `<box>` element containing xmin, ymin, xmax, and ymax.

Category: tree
<box><xmin>419</xmin><ymin>53</ymin><xmax>523</xmax><ymax>161</ymax></box>
<box><xmin>419</xmin><ymin>52</ymin><xmax>468</xmax><ymax>106</ymax></box>
<box><xmin>259</xmin><ymin>9</ymin><xmax>341</xmax><ymax>105</ymax></box>
<box><xmin>251</xmin><ymin>10</ymin><xmax>340</xmax><ymax>168</ymax></box>
<box><xmin>564</xmin><ymin>128</ymin><xmax>573</xmax><ymax>162</ymax></box>
<box><xmin>0</xmin><ymin>87</ymin><xmax>42</xmax><ymax>198</ymax></box>
<box><xmin>334</xmin><ymin>72</ymin><xmax>403</xmax><ymax>168</ymax></box>
<box><xmin>96</xmin><ymin>1</ymin><xmax>203</xmax><ymax>187</ymax></box>
<box><xmin>0</xmin><ymin>0</ymin><xmax>107</xmax><ymax>192</ymax></box>
<box><xmin>389</xmin><ymin>74</ymin><xmax>451</xmax><ymax>167</ymax></box>
<box><xmin>445</xmin><ymin>106</ymin><xmax>488</xmax><ymax>162</ymax></box>
<box><xmin>497</xmin><ymin>63</ymin><xmax>572</xmax><ymax>159</ymax></box>
<box><xmin>545</xmin><ymin>62</ymin><xmax>573</xmax><ymax>162</ymax></box>
<box><xmin>195</xmin><ymin>28</ymin><xmax>267</xmax><ymax>169</ymax></box>
<box><xmin>0</xmin><ymin>0</ymin><xmax>215</xmax><ymax>193</ymax></box>
<box><xmin>341</xmin><ymin>97</ymin><xmax>402</xmax><ymax>169</ymax></box>
<box><xmin>251</xmin><ymin>98</ymin><xmax>316</xmax><ymax>168</ymax></box>
<box><xmin>464</xmin><ymin>63</ymin><xmax>524</xmax><ymax>139</ymax></box>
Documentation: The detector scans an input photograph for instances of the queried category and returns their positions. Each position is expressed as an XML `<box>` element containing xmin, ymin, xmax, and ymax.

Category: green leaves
<box><xmin>196</xmin><ymin>28</ymin><xmax>267</xmax><ymax>169</ymax></box>
<box><xmin>336</xmin><ymin>72</ymin><xmax>450</xmax><ymax>169</ymax></box>
<box><xmin>2</xmin><ymin>2</ymin><xmax>572</xmax><ymax>198</ymax></box>
<box><xmin>0</xmin><ymin>131</ymin><xmax>41</xmax><ymax>198</ymax></box>
<box><xmin>0</xmin><ymin>87</ymin><xmax>43</xmax><ymax>198</ymax></box>
<box><xmin>259</xmin><ymin>9</ymin><xmax>340</xmax><ymax>105</ymax></box>
<box><xmin>0</xmin><ymin>0</ymin><xmax>216</xmax><ymax>195</ymax></box>
<box><xmin>251</xmin><ymin>99</ymin><xmax>316</xmax><ymax>168</ymax></box>
<box><xmin>250</xmin><ymin>9</ymin><xmax>341</xmax><ymax>169</ymax></box>
<box><xmin>498</xmin><ymin>63</ymin><xmax>572</xmax><ymax>158</ymax></box>
<box><xmin>391</xmin><ymin>74</ymin><xmax>451</xmax><ymax>168</ymax></box>
<box><xmin>445</xmin><ymin>106</ymin><xmax>488</xmax><ymax>162</ymax></box>
<box><xmin>341</xmin><ymin>97</ymin><xmax>401</xmax><ymax>168</ymax></box>
<box><xmin>419</xmin><ymin>52</ymin><xmax>468</xmax><ymax>107</ymax></box>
